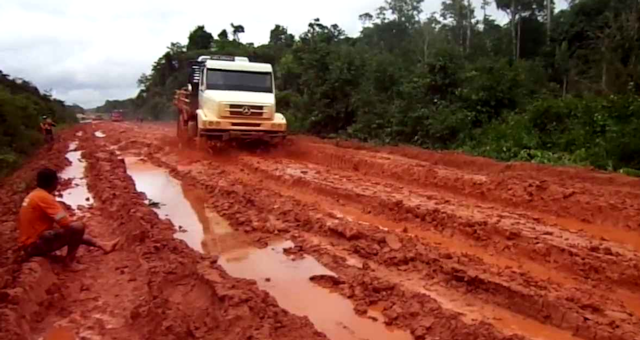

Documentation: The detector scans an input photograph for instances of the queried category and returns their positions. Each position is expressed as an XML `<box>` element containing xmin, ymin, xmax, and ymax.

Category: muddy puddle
<box><xmin>124</xmin><ymin>157</ymin><xmax>247</xmax><ymax>254</ymax></box>
<box><xmin>59</xmin><ymin>142</ymin><xmax>93</xmax><ymax>210</ymax></box>
<box><xmin>94</xmin><ymin>131</ymin><xmax>106</xmax><ymax>138</ymax></box>
<box><xmin>124</xmin><ymin>158</ymin><xmax>205</xmax><ymax>252</ymax></box>
<box><xmin>124</xmin><ymin>158</ymin><xmax>411</xmax><ymax>340</ymax></box>
<box><xmin>220</xmin><ymin>241</ymin><xmax>411</xmax><ymax>340</ymax></box>
<box><xmin>308</xmin><ymin>234</ymin><xmax>582</xmax><ymax>340</ymax></box>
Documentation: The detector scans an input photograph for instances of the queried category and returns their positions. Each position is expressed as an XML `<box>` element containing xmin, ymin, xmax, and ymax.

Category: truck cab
<box><xmin>184</xmin><ymin>56</ymin><xmax>286</xmax><ymax>141</ymax></box>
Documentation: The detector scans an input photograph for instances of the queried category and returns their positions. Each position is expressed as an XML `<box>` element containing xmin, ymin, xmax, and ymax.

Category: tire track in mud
<box><xmin>98</xmin><ymin>123</ymin><xmax>640</xmax><ymax>340</ymax></box>
<box><xmin>240</xmin><ymin>158</ymin><xmax>640</xmax><ymax>289</ymax></box>
<box><xmin>81</xmin><ymin>125</ymin><xmax>331</xmax><ymax>340</ymax></box>
<box><xmin>0</xmin><ymin>124</ymin><xmax>330</xmax><ymax>340</ymax></box>
<box><xmin>135</xmin><ymin>155</ymin><xmax>531</xmax><ymax>340</ymax></box>
<box><xmin>146</xmin><ymin>153</ymin><xmax>640</xmax><ymax>340</ymax></box>
<box><xmin>226</xmin><ymin>154</ymin><xmax>640</xmax><ymax>320</ymax></box>
<box><xmin>278</xmin><ymin>139</ymin><xmax>640</xmax><ymax>231</ymax></box>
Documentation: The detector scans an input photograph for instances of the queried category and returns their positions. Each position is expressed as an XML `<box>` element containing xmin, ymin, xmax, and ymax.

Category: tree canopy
<box><xmin>187</xmin><ymin>25</ymin><xmax>214</xmax><ymax>51</ymax></box>
<box><xmin>130</xmin><ymin>0</ymin><xmax>640</xmax><ymax>173</ymax></box>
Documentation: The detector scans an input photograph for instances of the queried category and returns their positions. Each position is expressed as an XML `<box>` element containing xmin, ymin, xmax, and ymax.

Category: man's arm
<box><xmin>38</xmin><ymin>195</ymin><xmax>72</xmax><ymax>228</ymax></box>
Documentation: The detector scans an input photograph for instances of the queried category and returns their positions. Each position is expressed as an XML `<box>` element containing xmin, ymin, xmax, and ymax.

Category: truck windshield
<box><xmin>206</xmin><ymin>69</ymin><xmax>273</xmax><ymax>93</ymax></box>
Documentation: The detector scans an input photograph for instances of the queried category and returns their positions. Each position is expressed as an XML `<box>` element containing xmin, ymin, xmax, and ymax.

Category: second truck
<box><xmin>174</xmin><ymin>55</ymin><xmax>287</xmax><ymax>146</ymax></box>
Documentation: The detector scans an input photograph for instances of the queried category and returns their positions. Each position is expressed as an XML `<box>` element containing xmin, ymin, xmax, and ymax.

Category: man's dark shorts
<box><xmin>44</xmin><ymin>132</ymin><xmax>54</xmax><ymax>143</ymax></box>
<box><xmin>24</xmin><ymin>228</ymin><xmax>74</xmax><ymax>257</ymax></box>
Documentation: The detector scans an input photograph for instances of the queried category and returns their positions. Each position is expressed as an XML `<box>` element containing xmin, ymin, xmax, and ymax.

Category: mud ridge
<box><xmin>141</xmin><ymin>148</ymin><xmax>640</xmax><ymax>340</ymax></box>
<box><xmin>239</xmin><ymin>158</ymin><xmax>640</xmax><ymax>291</ymax></box>
<box><xmin>279</xmin><ymin>141</ymin><xmax>640</xmax><ymax>230</ymax></box>
<box><xmin>80</xmin><ymin>131</ymin><xmax>329</xmax><ymax>340</ymax></box>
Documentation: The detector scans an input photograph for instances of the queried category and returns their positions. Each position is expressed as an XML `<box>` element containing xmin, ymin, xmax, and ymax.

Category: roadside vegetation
<box><xmin>117</xmin><ymin>0</ymin><xmax>640</xmax><ymax>172</ymax></box>
<box><xmin>0</xmin><ymin>71</ymin><xmax>78</xmax><ymax>177</ymax></box>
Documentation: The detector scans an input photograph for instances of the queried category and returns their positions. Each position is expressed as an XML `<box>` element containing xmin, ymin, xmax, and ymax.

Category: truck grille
<box><xmin>226</xmin><ymin>104</ymin><xmax>267</xmax><ymax>117</ymax></box>
<box><xmin>232</xmin><ymin>123</ymin><xmax>262</xmax><ymax>128</ymax></box>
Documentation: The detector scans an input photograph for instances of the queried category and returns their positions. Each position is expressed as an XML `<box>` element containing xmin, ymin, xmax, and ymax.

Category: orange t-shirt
<box><xmin>18</xmin><ymin>188</ymin><xmax>71</xmax><ymax>246</ymax></box>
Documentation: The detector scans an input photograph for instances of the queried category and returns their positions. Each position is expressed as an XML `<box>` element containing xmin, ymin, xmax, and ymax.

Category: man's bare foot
<box><xmin>102</xmin><ymin>238</ymin><xmax>120</xmax><ymax>254</ymax></box>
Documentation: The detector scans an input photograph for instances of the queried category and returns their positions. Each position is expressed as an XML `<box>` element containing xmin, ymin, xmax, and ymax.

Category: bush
<box><xmin>463</xmin><ymin>94</ymin><xmax>640</xmax><ymax>171</ymax></box>
<box><xmin>0</xmin><ymin>72</ymin><xmax>76</xmax><ymax>177</ymax></box>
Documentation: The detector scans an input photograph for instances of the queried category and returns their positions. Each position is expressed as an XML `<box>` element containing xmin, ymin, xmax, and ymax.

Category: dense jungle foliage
<box><xmin>123</xmin><ymin>0</ymin><xmax>640</xmax><ymax>172</ymax></box>
<box><xmin>0</xmin><ymin>71</ymin><xmax>78</xmax><ymax>176</ymax></box>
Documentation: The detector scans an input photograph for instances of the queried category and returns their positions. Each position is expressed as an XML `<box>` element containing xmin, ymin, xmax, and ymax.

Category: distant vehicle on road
<box><xmin>111</xmin><ymin>110</ymin><xmax>124</xmax><ymax>122</ymax></box>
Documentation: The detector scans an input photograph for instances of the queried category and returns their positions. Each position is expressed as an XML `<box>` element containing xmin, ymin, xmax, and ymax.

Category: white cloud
<box><xmin>0</xmin><ymin>0</ymin><xmax>536</xmax><ymax>108</ymax></box>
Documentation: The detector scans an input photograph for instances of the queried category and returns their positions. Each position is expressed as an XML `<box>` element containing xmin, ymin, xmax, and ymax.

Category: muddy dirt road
<box><xmin>2</xmin><ymin>121</ymin><xmax>640</xmax><ymax>340</ymax></box>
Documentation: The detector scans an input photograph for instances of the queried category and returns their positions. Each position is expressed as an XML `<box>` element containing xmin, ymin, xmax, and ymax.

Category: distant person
<box><xmin>40</xmin><ymin>116</ymin><xmax>56</xmax><ymax>144</ymax></box>
<box><xmin>19</xmin><ymin>168</ymin><xmax>119</xmax><ymax>270</ymax></box>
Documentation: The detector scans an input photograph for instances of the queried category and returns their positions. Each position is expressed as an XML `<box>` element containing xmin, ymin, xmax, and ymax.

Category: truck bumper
<box><xmin>197</xmin><ymin>112</ymin><xmax>287</xmax><ymax>140</ymax></box>
<box><xmin>199</xmin><ymin>129</ymin><xmax>286</xmax><ymax>141</ymax></box>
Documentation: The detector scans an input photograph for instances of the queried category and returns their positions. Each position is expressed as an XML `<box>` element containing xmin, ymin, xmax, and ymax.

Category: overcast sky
<box><xmin>0</xmin><ymin>0</ymin><xmax>512</xmax><ymax>108</ymax></box>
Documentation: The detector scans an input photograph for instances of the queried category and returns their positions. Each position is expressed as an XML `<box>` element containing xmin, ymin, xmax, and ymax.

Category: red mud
<box><xmin>3</xmin><ymin>121</ymin><xmax>640</xmax><ymax>340</ymax></box>
<box><xmin>0</xmin><ymin>125</ymin><xmax>327</xmax><ymax>340</ymax></box>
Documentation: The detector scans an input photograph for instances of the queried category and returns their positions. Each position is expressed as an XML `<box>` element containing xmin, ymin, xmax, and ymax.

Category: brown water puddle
<box><xmin>125</xmin><ymin>158</ymin><xmax>205</xmax><ymax>251</ymax></box>
<box><xmin>313</xmin><ymin>238</ymin><xmax>582</xmax><ymax>340</ymax></box>
<box><xmin>219</xmin><ymin>241</ymin><xmax>411</xmax><ymax>340</ymax></box>
<box><xmin>94</xmin><ymin>131</ymin><xmax>106</xmax><ymax>138</ymax></box>
<box><xmin>125</xmin><ymin>157</ymin><xmax>248</xmax><ymax>254</ymax></box>
<box><xmin>124</xmin><ymin>158</ymin><xmax>412</xmax><ymax>340</ymax></box>
<box><xmin>59</xmin><ymin>142</ymin><xmax>93</xmax><ymax>210</ymax></box>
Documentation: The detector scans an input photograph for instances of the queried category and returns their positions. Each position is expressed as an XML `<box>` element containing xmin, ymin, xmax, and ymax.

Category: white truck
<box><xmin>174</xmin><ymin>56</ymin><xmax>287</xmax><ymax>144</ymax></box>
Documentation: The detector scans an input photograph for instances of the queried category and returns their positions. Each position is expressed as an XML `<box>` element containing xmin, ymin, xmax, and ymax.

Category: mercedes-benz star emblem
<box><xmin>242</xmin><ymin>106</ymin><xmax>252</xmax><ymax>116</ymax></box>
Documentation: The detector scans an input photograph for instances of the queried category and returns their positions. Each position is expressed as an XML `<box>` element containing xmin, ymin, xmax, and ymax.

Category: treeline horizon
<box><xmin>96</xmin><ymin>0</ymin><xmax>640</xmax><ymax>173</ymax></box>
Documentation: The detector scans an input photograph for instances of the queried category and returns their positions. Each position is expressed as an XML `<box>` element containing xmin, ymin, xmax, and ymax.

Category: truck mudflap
<box><xmin>199</xmin><ymin>129</ymin><xmax>286</xmax><ymax>141</ymax></box>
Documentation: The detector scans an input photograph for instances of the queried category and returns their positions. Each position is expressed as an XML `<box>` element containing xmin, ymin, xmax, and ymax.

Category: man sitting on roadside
<box><xmin>19</xmin><ymin>168</ymin><xmax>118</xmax><ymax>269</ymax></box>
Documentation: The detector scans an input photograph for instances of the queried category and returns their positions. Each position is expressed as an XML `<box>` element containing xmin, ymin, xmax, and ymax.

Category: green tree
<box><xmin>269</xmin><ymin>25</ymin><xmax>294</xmax><ymax>48</ymax></box>
<box><xmin>359</xmin><ymin>12</ymin><xmax>374</xmax><ymax>26</ymax></box>
<box><xmin>0</xmin><ymin>71</ymin><xmax>78</xmax><ymax>176</ymax></box>
<box><xmin>128</xmin><ymin>0</ymin><xmax>640</xmax><ymax>173</ymax></box>
<box><xmin>440</xmin><ymin>0</ymin><xmax>475</xmax><ymax>53</ymax></box>
<box><xmin>384</xmin><ymin>0</ymin><xmax>424</xmax><ymax>25</ymax></box>
<box><xmin>218</xmin><ymin>29</ymin><xmax>229</xmax><ymax>41</ymax></box>
<box><xmin>186</xmin><ymin>25</ymin><xmax>213</xmax><ymax>51</ymax></box>
<box><xmin>495</xmin><ymin>0</ymin><xmax>545</xmax><ymax>59</ymax></box>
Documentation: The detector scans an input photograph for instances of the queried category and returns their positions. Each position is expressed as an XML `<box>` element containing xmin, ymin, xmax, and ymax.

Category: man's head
<box><xmin>37</xmin><ymin>168</ymin><xmax>59</xmax><ymax>193</ymax></box>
